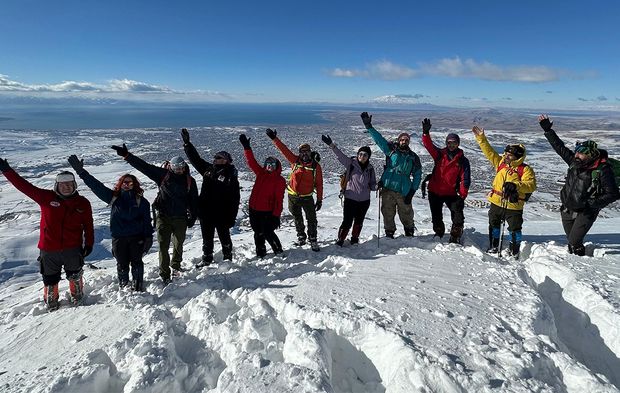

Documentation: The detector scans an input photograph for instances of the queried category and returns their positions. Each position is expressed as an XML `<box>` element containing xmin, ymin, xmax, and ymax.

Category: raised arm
<box><xmin>421</xmin><ymin>118</ymin><xmax>441</xmax><ymax>160</ymax></box>
<box><xmin>239</xmin><ymin>134</ymin><xmax>263</xmax><ymax>175</ymax></box>
<box><xmin>0</xmin><ymin>159</ymin><xmax>48</xmax><ymax>205</ymax></box>
<box><xmin>266</xmin><ymin>129</ymin><xmax>298</xmax><ymax>164</ymax></box>
<box><xmin>539</xmin><ymin>115</ymin><xmax>573</xmax><ymax>165</ymax></box>
<box><xmin>68</xmin><ymin>155</ymin><xmax>113</xmax><ymax>204</ymax></box>
<box><xmin>321</xmin><ymin>134</ymin><xmax>351</xmax><ymax>167</ymax></box>
<box><xmin>472</xmin><ymin>126</ymin><xmax>502</xmax><ymax>169</ymax></box>
<box><xmin>112</xmin><ymin>144</ymin><xmax>167</xmax><ymax>185</ymax></box>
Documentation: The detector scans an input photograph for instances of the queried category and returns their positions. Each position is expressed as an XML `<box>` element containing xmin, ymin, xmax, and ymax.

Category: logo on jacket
<box><xmin>50</xmin><ymin>201</ymin><xmax>60</xmax><ymax>207</ymax></box>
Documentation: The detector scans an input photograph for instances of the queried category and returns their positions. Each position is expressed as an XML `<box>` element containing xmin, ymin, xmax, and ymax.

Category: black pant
<box><xmin>199</xmin><ymin>216</ymin><xmax>233</xmax><ymax>258</ymax></box>
<box><xmin>561</xmin><ymin>206</ymin><xmax>598</xmax><ymax>249</ymax></box>
<box><xmin>428</xmin><ymin>192</ymin><xmax>464</xmax><ymax>236</ymax></box>
<box><xmin>488</xmin><ymin>203</ymin><xmax>523</xmax><ymax>232</ymax></box>
<box><xmin>341</xmin><ymin>198</ymin><xmax>371</xmax><ymax>231</ymax></box>
<box><xmin>249</xmin><ymin>209</ymin><xmax>283</xmax><ymax>256</ymax></box>
<box><xmin>111</xmin><ymin>235</ymin><xmax>144</xmax><ymax>284</ymax></box>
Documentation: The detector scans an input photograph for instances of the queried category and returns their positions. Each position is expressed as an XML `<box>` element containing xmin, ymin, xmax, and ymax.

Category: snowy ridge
<box><xmin>0</xmin><ymin>127</ymin><xmax>619</xmax><ymax>392</ymax></box>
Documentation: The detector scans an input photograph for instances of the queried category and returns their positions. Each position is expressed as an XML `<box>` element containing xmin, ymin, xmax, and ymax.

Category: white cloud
<box><xmin>330</xmin><ymin>57</ymin><xmax>570</xmax><ymax>83</ymax></box>
<box><xmin>108</xmin><ymin>79</ymin><xmax>171</xmax><ymax>93</ymax></box>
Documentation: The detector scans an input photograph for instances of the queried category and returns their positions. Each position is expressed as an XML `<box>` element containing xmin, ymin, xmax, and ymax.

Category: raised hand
<box><xmin>181</xmin><ymin>128</ymin><xmax>191</xmax><ymax>144</ymax></box>
<box><xmin>472</xmin><ymin>126</ymin><xmax>485</xmax><ymax>136</ymax></box>
<box><xmin>111</xmin><ymin>143</ymin><xmax>129</xmax><ymax>157</ymax></box>
<box><xmin>422</xmin><ymin>118</ymin><xmax>432</xmax><ymax>135</ymax></box>
<box><xmin>360</xmin><ymin>112</ymin><xmax>373</xmax><ymax>128</ymax></box>
<box><xmin>67</xmin><ymin>155</ymin><xmax>85</xmax><ymax>174</ymax></box>
<box><xmin>321</xmin><ymin>134</ymin><xmax>333</xmax><ymax>146</ymax></box>
<box><xmin>0</xmin><ymin>158</ymin><xmax>10</xmax><ymax>172</ymax></box>
<box><xmin>538</xmin><ymin>114</ymin><xmax>553</xmax><ymax>132</ymax></box>
<box><xmin>265</xmin><ymin>128</ymin><xmax>277</xmax><ymax>140</ymax></box>
<box><xmin>239</xmin><ymin>134</ymin><xmax>251</xmax><ymax>150</ymax></box>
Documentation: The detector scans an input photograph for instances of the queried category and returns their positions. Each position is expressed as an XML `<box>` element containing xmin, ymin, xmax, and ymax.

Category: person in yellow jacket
<box><xmin>472</xmin><ymin>125</ymin><xmax>537</xmax><ymax>258</ymax></box>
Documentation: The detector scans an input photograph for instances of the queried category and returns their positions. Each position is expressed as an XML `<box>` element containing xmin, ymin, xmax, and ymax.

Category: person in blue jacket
<box><xmin>361</xmin><ymin>112</ymin><xmax>422</xmax><ymax>238</ymax></box>
<box><xmin>68</xmin><ymin>155</ymin><xmax>153</xmax><ymax>291</ymax></box>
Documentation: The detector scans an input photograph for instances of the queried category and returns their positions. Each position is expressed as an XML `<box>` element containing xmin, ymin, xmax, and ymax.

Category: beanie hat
<box><xmin>446</xmin><ymin>133</ymin><xmax>460</xmax><ymax>145</ymax></box>
<box><xmin>298</xmin><ymin>143</ymin><xmax>311</xmax><ymax>152</ymax></box>
<box><xmin>575</xmin><ymin>140</ymin><xmax>599</xmax><ymax>157</ymax></box>
<box><xmin>397</xmin><ymin>132</ymin><xmax>410</xmax><ymax>142</ymax></box>
<box><xmin>357</xmin><ymin>146</ymin><xmax>372</xmax><ymax>158</ymax></box>
<box><xmin>170</xmin><ymin>156</ymin><xmax>186</xmax><ymax>166</ymax></box>
<box><xmin>215</xmin><ymin>151</ymin><xmax>233</xmax><ymax>162</ymax></box>
<box><xmin>54</xmin><ymin>171</ymin><xmax>77</xmax><ymax>195</ymax></box>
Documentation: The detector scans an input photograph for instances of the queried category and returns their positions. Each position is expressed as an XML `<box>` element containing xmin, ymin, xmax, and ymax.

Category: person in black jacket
<box><xmin>539</xmin><ymin>114</ymin><xmax>620</xmax><ymax>256</ymax></box>
<box><xmin>111</xmin><ymin>143</ymin><xmax>199</xmax><ymax>284</ymax></box>
<box><xmin>181</xmin><ymin>129</ymin><xmax>240</xmax><ymax>266</ymax></box>
<box><xmin>68</xmin><ymin>155</ymin><xmax>153</xmax><ymax>291</ymax></box>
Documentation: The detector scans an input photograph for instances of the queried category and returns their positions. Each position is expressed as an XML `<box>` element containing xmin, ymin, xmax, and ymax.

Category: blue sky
<box><xmin>1</xmin><ymin>0</ymin><xmax>619</xmax><ymax>110</ymax></box>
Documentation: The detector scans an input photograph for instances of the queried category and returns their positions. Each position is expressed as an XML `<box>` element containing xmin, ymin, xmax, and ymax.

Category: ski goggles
<box><xmin>504</xmin><ymin>144</ymin><xmax>524</xmax><ymax>158</ymax></box>
<box><xmin>170</xmin><ymin>162</ymin><xmax>185</xmax><ymax>171</ymax></box>
<box><xmin>575</xmin><ymin>140</ymin><xmax>598</xmax><ymax>156</ymax></box>
<box><xmin>264</xmin><ymin>158</ymin><xmax>278</xmax><ymax>170</ymax></box>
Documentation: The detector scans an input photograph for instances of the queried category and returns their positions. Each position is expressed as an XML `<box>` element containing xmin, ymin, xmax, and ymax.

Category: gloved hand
<box><xmin>187</xmin><ymin>217</ymin><xmax>196</xmax><ymax>228</ymax></box>
<box><xmin>538</xmin><ymin>115</ymin><xmax>553</xmax><ymax>132</ymax></box>
<box><xmin>181</xmin><ymin>128</ymin><xmax>191</xmax><ymax>144</ymax></box>
<box><xmin>0</xmin><ymin>158</ymin><xmax>11</xmax><ymax>172</ymax></box>
<box><xmin>82</xmin><ymin>245</ymin><xmax>93</xmax><ymax>258</ymax></box>
<box><xmin>422</xmin><ymin>118</ymin><xmax>432</xmax><ymax>135</ymax></box>
<box><xmin>502</xmin><ymin>182</ymin><xmax>519</xmax><ymax>203</ymax></box>
<box><xmin>67</xmin><ymin>155</ymin><xmax>85</xmax><ymax>174</ymax></box>
<box><xmin>266</xmin><ymin>128</ymin><xmax>277</xmax><ymax>140</ymax></box>
<box><xmin>314</xmin><ymin>200</ymin><xmax>322</xmax><ymax>211</ymax></box>
<box><xmin>271</xmin><ymin>215</ymin><xmax>281</xmax><ymax>229</ymax></box>
<box><xmin>239</xmin><ymin>134</ymin><xmax>251</xmax><ymax>150</ymax></box>
<box><xmin>111</xmin><ymin>143</ymin><xmax>129</xmax><ymax>157</ymax></box>
<box><xmin>404</xmin><ymin>190</ymin><xmax>414</xmax><ymax>205</ymax></box>
<box><xmin>360</xmin><ymin>112</ymin><xmax>373</xmax><ymax>128</ymax></box>
<box><xmin>142</xmin><ymin>237</ymin><xmax>153</xmax><ymax>256</ymax></box>
<box><xmin>321</xmin><ymin>134</ymin><xmax>332</xmax><ymax>146</ymax></box>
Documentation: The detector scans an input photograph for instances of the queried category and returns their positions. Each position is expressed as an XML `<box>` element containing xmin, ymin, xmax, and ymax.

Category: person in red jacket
<box><xmin>421</xmin><ymin>119</ymin><xmax>471</xmax><ymax>244</ymax></box>
<box><xmin>239</xmin><ymin>134</ymin><xmax>287</xmax><ymax>258</ymax></box>
<box><xmin>0</xmin><ymin>158</ymin><xmax>94</xmax><ymax>311</ymax></box>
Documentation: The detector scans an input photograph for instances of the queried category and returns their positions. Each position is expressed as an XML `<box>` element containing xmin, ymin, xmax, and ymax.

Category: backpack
<box><xmin>497</xmin><ymin>162</ymin><xmax>533</xmax><ymax>201</ymax></box>
<box><xmin>591</xmin><ymin>156</ymin><xmax>620</xmax><ymax>196</ymax></box>
<box><xmin>339</xmin><ymin>161</ymin><xmax>355</xmax><ymax>200</ymax></box>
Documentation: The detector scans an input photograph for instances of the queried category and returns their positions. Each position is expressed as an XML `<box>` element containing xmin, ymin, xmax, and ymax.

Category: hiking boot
<box><xmin>335</xmin><ymin>239</ymin><xmax>344</xmax><ymax>247</ymax></box>
<box><xmin>336</xmin><ymin>227</ymin><xmax>348</xmax><ymax>247</ymax></box>
<box><xmin>294</xmin><ymin>236</ymin><xmax>307</xmax><ymax>246</ymax></box>
<box><xmin>351</xmin><ymin>224</ymin><xmax>363</xmax><ymax>243</ymax></box>
<box><xmin>132</xmin><ymin>279</ymin><xmax>145</xmax><ymax>292</ymax></box>
<box><xmin>68</xmin><ymin>271</ymin><xmax>84</xmax><ymax>305</ymax></box>
<box><xmin>222</xmin><ymin>244</ymin><xmax>233</xmax><ymax>261</ymax></box>
<box><xmin>433</xmin><ymin>224</ymin><xmax>445</xmax><ymax>239</ymax></box>
<box><xmin>119</xmin><ymin>279</ymin><xmax>129</xmax><ymax>289</ymax></box>
<box><xmin>385</xmin><ymin>231</ymin><xmax>395</xmax><ymax>239</ymax></box>
<box><xmin>171</xmin><ymin>268</ymin><xmax>184</xmax><ymax>277</ymax></box>
<box><xmin>487</xmin><ymin>235</ymin><xmax>499</xmax><ymax>253</ymax></box>
<box><xmin>404</xmin><ymin>227</ymin><xmax>415</xmax><ymax>237</ymax></box>
<box><xmin>509</xmin><ymin>242</ymin><xmax>520</xmax><ymax>259</ymax></box>
<box><xmin>44</xmin><ymin>284</ymin><xmax>60</xmax><ymax>311</ymax></box>
<box><xmin>256</xmin><ymin>245</ymin><xmax>267</xmax><ymax>259</ymax></box>
<box><xmin>449</xmin><ymin>225</ymin><xmax>463</xmax><ymax>244</ymax></box>
<box><xmin>572</xmin><ymin>244</ymin><xmax>586</xmax><ymax>256</ymax></box>
<box><xmin>350</xmin><ymin>237</ymin><xmax>359</xmax><ymax>245</ymax></box>
<box><xmin>197</xmin><ymin>254</ymin><xmax>213</xmax><ymax>268</ymax></box>
<box><xmin>310</xmin><ymin>241</ymin><xmax>320</xmax><ymax>252</ymax></box>
<box><xmin>222</xmin><ymin>252</ymin><xmax>233</xmax><ymax>261</ymax></box>
<box><xmin>162</xmin><ymin>278</ymin><xmax>171</xmax><ymax>286</ymax></box>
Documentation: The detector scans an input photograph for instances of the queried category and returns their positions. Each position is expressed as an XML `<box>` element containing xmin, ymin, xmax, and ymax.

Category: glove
<box><xmin>404</xmin><ymin>190</ymin><xmax>414</xmax><ymax>205</ymax></box>
<box><xmin>142</xmin><ymin>237</ymin><xmax>153</xmax><ymax>256</ymax></box>
<box><xmin>422</xmin><ymin>118</ymin><xmax>432</xmax><ymax>135</ymax></box>
<box><xmin>321</xmin><ymin>134</ymin><xmax>332</xmax><ymax>146</ymax></box>
<box><xmin>271</xmin><ymin>215</ymin><xmax>281</xmax><ymax>229</ymax></box>
<box><xmin>111</xmin><ymin>143</ymin><xmax>129</xmax><ymax>157</ymax></box>
<box><xmin>314</xmin><ymin>200</ymin><xmax>322</xmax><ymax>211</ymax></box>
<box><xmin>187</xmin><ymin>217</ymin><xmax>196</xmax><ymax>228</ymax></box>
<box><xmin>266</xmin><ymin>128</ymin><xmax>277</xmax><ymax>140</ymax></box>
<box><xmin>539</xmin><ymin>116</ymin><xmax>553</xmax><ymax>132</ymax></box>
<box><xmin>502</xmin><ymin>182</ymin><xmax>519</xmax><ymax>203</ymax></box>
<box><xmin>239</xmin><ymin>134</ymin><xmax>251</xmax><ymax>150</ymax></box>
<box><xmin>0</xmin><ymin>158</ymin><xmax>11</xmax><ymax>172</ymax></box>
<box><xmin>181</xmin><ymin>128</ymin><xmax>191</xmax><ymax>144</ymax></box>
<box><xmin>82</xmin><ymin>245</ymin><xmax>93</xmax><ymax>258</ymax></box>
<box><xmin>360</xmin><ymin>112</ymin><xmax>373</xmax><ymax>128</ymax></box>
<box><xmin>67</xmin><ymin>155</ymin><xmax>85</xmax><ymax>174</ymax></box>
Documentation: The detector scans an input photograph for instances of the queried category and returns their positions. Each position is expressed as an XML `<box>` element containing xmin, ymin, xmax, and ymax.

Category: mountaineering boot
<box><xmin>294</xmin><ymin>236</ymin><xmax>307</xmax><ymax>247</ymax></box>
<box><xmin>350</xmin><ymin>224</ymin><xmax>363</xmax><ymax>245</ymax></box>
<box><xmin>222</xmin><ymin>244</ymin><xmax>233</xmax><ymax>261</ymax></box>
<box><xmin>487</xmin><ymin>237</ymin><xmax>500</xmax><ymax>254</ymax></box>
<box><xmin>119</xmin><ymin>278</ymin><xmax>129</xmax><ymax>289</ymax></box>
<box><xmin>572</xmin><ymin>244</ymin><xmax>586</xmax><ymax>256</ymax></box>
<box><xmin>196</xmin><ymin>254</ymin><xmax>212</xmax><ymax>268</ymax></box>
<box><xmin>68</xmin><ymin>270</ymin><xmax>84</xmax><ymax>305</ymax></box>
<box><xmin>267</xmin><ymin>237</ymin><xmax>283</xmax><ymax>255</ymax></box>
<box><xmin>404</xmin><ymin>227</ymin><xmax>415</xmax><ymax>237</ymax></box>
<box><xmin>568</xmin><ymin>244</ymin><xmax>574</xmax><ymax>254</ymax></box>
<box><xmin>256</xmin><ymin>245</ymin><xmax>267</xmax><ymax>259</ymax></box>
<box><xmin>44</xmin><ymin>283</ymin><xmax>60</xmax><ymax>311</ymax></box>
<box><xmin>132</xmin><ymin>279</ymin><xmax>145</xmax><ymax>292</ymax></box>
<box><xmin>433</xmin><ymin>223</ymin><xmax>445</xmax><ymax>239</ymax></box>
<box><xmin>509</xmin><ymin>242</ymin><xmax>521</xmax><ymax>259</ymax></box>
<box><xmin>310</xmin><ymin>239</ymin><xmax>320</xmax><ymax>252</ymax></box>
<box><xmin>336</xmin><ymin>227</ymin><xmax>349</xmax><ymax>247</ymax></box>
<box><xmin>449</xmin><ymin>225</ymin><xmax>463</xmax><ymax>244</ymax></box>
<box><xmin>385</xmin><ymin>231</ymin><xmax>395</xmax><ymax>239</ymax></box>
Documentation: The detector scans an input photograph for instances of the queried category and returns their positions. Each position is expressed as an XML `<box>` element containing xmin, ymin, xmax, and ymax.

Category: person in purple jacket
<box><xmin>322</xmin><ymin>134</ymin><xmax>377</xmax><ymax>246</ymax></box>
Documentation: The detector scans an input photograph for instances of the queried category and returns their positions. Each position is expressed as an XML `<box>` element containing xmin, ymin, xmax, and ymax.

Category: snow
<box><xmin>0</xmin><ymin>119</ymin><xmax>619</xmax><ymax>393</ymax></box>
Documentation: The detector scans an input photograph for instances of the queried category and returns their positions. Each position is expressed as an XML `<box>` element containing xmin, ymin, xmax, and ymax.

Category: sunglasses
<box><xmin>214</xmin><ymin>155</ymin><xmax>226</xmax><ymax>160</ymax></box>
<box><xmin>122</xmin><ymin>180</ymin><xmax>134</xmax><ymax>185</ymax></box>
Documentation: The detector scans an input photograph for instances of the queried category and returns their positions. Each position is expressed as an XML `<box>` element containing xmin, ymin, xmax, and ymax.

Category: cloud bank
<box><xmin>329</xmin><ymin>57</ymin><xmax>572</xmax><ymax>83</ymax></box>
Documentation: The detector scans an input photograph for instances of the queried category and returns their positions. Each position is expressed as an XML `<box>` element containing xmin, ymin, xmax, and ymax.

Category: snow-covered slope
<box><xmin>0</xmin><ymin>121</ymin><xmax>618</xmax><ymax>393</ymax></box>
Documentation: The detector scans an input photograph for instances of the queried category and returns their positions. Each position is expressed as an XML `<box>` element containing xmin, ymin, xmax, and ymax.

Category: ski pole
<box><xmin>497</xmin><ymin>198</ymin><xmax>508</xmax><ymax>256</ymax></box>
<box><xmin>377</xmin><ymin>189</ymin><xmax>381</xmax><ymax>248</ymax></box>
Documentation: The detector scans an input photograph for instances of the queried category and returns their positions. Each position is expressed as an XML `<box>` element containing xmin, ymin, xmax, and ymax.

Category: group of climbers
<box><xmin>0</xmin><ymin>113</ymin><xmax>618</xmax><ymax>310</ymax></box>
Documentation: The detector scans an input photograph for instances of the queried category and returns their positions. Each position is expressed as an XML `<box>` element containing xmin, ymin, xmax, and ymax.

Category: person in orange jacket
<box><xmin>266</xmin><ymin>128</ymin><xmax>323</xmax><ymax>251</ymax></box>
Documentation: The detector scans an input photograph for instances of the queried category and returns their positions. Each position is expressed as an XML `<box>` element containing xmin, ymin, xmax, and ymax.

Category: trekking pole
<box><xmin>377</xmin><ymin>189</ymin><xmax>381</xmax><ymax>248</ymax></box>
<box><xmin>497</xmin><ymin>198</ymin><xmax>508</xmax><ymax>256</ymax></box>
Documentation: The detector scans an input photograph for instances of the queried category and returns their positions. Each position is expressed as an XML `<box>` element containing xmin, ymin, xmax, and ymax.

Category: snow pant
<box><xmin>111</xmin><ymin>235</ymin><xmax>144</xmax><ymax>286</ymax></box>
<box><xmin>488</xmin><ymin>203</ymin><xmax>523</xmax><ymax>252</ymax></box>
<box><xmin>380</xmin><ymin>188</ymin><xmax>414</xmax><ymax>235</ymax></box>
<box><xmin>200</xmin><ymin>215</ymin><xmax>233</xmax><ymax>262</ymax></box>
<box><xmin>339</xmin><ymin>198</ymin><xmax>371</xmax><ymax>242</ymax></box>
<box><xmin>288</xmin><ymin>194</ymin><xmax>317</xmax><ymax>242</ymax></box>
<box><xmin>249</xmin><ymin>209</ymin><xmax>283</xmax><ymax>257</ymax></box>
<box><xmin>560</xmin><ymin>206</ymin><xmax>598</xmax><ymax>255</ymax></box>
<box><xmin>428</xmin><ymin>192</ymin><xmax>465</xmax><ymax>238</ymax></box>
<box><xmin>156</xmin><ymin>216</ymin><xmax>187</xmax><ymax>280</ymax></box>
<box><xmin>38</xmin><ymin>247</ymin><xmax>83</xmax><ymax>285</ymax></box>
